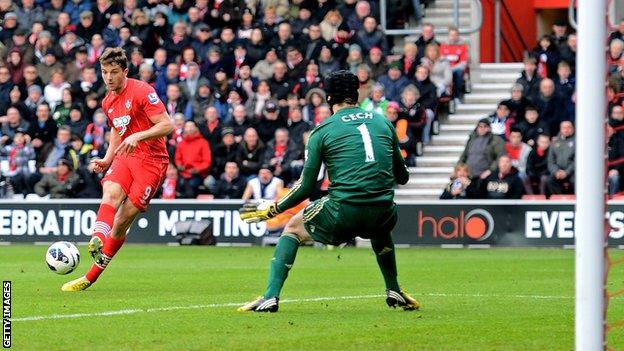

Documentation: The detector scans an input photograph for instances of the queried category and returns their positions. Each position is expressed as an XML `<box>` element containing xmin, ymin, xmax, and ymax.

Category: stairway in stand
<box><xmin>395</xmin><ymin>62</ymin><xmax>524</xmax><ymax>201</ymax></box>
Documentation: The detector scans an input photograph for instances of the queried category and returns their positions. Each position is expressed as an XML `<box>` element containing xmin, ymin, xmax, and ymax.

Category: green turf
<box><xmin>1</xmin><ymin>245</ymin><xmax>623</xmax><ymax>350</ymax></box>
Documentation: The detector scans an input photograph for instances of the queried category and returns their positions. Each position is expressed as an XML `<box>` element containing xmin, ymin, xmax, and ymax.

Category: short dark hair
<box><xmin>99</xmin><ymin>47</ymin><xmax>128</xmax><ymax>69</ymax></box>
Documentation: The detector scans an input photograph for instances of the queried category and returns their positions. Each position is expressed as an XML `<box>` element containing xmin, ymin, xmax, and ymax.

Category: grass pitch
<box><xmin>1</xmin><ymin>245</ymin><xmax>623</xmax><ymax>350</ymax></box>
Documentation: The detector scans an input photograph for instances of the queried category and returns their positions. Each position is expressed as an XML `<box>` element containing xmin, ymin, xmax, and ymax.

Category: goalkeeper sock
<box><xmin>91</xmin><ymin>204</ymin><xmax>116</xmax><ymax>243</ymax></box>
<box><xmin>86</xmin><ymin>235</ymin><xmax>126</xmax><ymax>283</ymax></box>
<box><xmin>263</xmin><ymin>234</ymin><xmax>300</xmax><ymax>298</ymax></box>
<box><xmin>370</xmin><ymin>233</ymin><xmax>401</xmax><ymax>292</ymax></box>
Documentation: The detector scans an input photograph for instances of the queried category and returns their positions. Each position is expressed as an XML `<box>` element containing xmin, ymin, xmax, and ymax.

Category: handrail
<box><xmin>379</xmin><ymin>0</ymin><xmax>483</xmax><ymax>36</ymax></box>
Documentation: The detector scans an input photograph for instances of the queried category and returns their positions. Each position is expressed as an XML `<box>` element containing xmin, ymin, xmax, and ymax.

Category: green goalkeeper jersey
<box><xmin>277</xmin><ymin>106</ymin><xmax>409</xmax><ymax>211</ymax></box>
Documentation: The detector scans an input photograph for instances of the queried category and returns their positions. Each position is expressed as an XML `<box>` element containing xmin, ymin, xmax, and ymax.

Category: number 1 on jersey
<box><xmin>357</xmin><ymin>124</ymin><xmax>375</xmax><ymax>162</ymax></box>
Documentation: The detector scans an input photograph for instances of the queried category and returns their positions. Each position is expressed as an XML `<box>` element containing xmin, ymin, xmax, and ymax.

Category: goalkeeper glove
<box><xmin>239</xmin><ymin>200</ymin><xmax>281</xmax><ymax>223</ymax></box>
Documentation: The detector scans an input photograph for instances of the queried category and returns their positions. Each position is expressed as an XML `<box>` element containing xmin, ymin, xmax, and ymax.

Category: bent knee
<box><xmin>283</xmin><ymin>216</ymin><xmax>310</xmax><ymax>242</ymax></box>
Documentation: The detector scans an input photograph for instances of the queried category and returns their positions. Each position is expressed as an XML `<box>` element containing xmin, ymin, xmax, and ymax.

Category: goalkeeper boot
<box><xmin>386</xmin><ymin>289</ymin><xmax>420</xmax><ymax>311</ymax></box>
<box><xmin>237</xmin><ymin>296</ymin><xmax>279</xmax><ymax>312</ymax></box>
<box><xmin>88</xmin><ymin>236</ymin><xmax>105</xmax><ymax>266</ymax></box>
<box><xmin>61</xmin><ymin>276</ymin><xmax>92</xmax><ymax>292</ymax></box>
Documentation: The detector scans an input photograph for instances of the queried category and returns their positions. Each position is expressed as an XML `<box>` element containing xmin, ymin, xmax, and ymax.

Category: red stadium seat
<box><xmin>196</xmin><ymin>194</ymin><xmax>214</xmax><ymax>200</ymax></box>
<box><xmin>522</xmin><ymin>194</ymin><xmax>547</xmax><ymax>200</ymax></box>
<box><xmin>549</xmin><ymin>194</ymin><xmax>576</xmax><ymax>201</ymax></box>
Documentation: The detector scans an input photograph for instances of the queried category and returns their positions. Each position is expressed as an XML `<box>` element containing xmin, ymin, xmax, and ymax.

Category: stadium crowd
<box><xmin>443</xmin><ymin>19</ymin><xmax>623</xmax><ymax>200</ymax></box>
<box><xmin>0</xmin><ymin>0</ymin><xmax>464</xmax><ymax>200</ymax></box>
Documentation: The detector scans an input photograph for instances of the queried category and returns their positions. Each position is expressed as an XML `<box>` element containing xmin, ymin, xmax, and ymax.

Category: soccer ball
<box><xmin>45</xmin><ymin>241</ymin><xmax>80</xmax><ymax>275</ymax></box>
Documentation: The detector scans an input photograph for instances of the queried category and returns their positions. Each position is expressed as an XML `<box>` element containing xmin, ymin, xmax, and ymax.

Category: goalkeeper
<box><xmin>238</xmin><ymin>70</ymin><xmax>419</xmax><ymax>312</ymax></box>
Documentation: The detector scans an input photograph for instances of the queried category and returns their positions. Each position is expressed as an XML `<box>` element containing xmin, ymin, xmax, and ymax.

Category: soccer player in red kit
<box><xmin>62</xmin><ymin>48</ymin><xmax>173</xmax><ymax>291</ymax></box>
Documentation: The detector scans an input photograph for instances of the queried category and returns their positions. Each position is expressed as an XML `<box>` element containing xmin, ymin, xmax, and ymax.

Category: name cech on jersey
<box><xmin>341</xmin><ymin>112</ymin><xmax>373</xmax><ymax>122</ymax></box>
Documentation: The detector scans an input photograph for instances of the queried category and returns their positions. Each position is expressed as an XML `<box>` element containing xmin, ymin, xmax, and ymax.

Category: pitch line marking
<box><xmin>12</xmin><ymin>292</ymin><xmax>593</xmax><ymax>322</ymax></box>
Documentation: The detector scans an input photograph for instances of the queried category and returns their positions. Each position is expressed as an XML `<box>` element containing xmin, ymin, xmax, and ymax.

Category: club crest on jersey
<box><xmin>125</xmin><ymin>99</ymin><xmax>131</xmax><ymax>110</ymax></box>
<box><xmin>148</xmin><ymin>93</ymin><xmax>159</xmax><ymax>105</ymax></box>
<box><xmin>112</xmin><ymin>115</ymin><xmax>131</xmax><ymax>136</ymax></box>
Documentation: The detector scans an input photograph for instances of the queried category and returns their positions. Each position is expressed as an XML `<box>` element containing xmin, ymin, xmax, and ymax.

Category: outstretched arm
<box><xmin>240</xmin><ymin>130</ymin><xmax>323</xmax><ymax>223</ymax></box>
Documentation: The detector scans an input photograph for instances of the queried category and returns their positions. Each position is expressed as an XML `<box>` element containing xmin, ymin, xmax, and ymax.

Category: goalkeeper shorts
<box><xmin>302</xmin><ymin>197</ymin><xmax>397</xmax><ymax>245</ymax></box>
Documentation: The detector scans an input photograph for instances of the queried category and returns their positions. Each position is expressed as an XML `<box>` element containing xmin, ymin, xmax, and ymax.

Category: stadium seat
<box><xmin>196</xmin><ymin>194</ymin><xmax>214</xmax><ymax>200</ymax></box>
<box><xmin>549</xmin><ymin>194</ymin><xmax>576</xmax><ymax>201</ymax></box>
<box><xmin>522</xmin><ymin>194</ymin><xmax>547</xmax><ymax>200</ymax></box>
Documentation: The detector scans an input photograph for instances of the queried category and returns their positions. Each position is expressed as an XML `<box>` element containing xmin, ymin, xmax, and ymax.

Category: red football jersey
<box><xmin>102</xmin><ymin>78</ymin><xmax>168</xmax><ymax>160</ymax></box>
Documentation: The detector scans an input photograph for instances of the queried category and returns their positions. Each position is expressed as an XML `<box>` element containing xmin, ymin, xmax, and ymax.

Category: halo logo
<box><xmin>418</xmin><ymin>209</ymin><xmax>494</xmax><ymax>241</ymax></box>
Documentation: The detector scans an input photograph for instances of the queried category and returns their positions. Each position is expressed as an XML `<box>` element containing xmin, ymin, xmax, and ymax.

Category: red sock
<box><xmin>85</xmin><ymin>236</ymin><xmax>125</xmax><ymax>283</ymax></box>
<box><xmin>92</xmin><ymin>204</ymin><xmax>116</xmax><ymax>242</ymax></box>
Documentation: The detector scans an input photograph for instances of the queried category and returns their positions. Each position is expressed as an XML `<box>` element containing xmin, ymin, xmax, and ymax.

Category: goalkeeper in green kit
<box><xmin>238</xmin><ymin>70</ymin><xmax>420</xmax><ymax>313</ymax></box>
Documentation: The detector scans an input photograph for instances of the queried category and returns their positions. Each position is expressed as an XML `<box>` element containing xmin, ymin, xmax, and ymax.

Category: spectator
<box><xmin>287</xmin><ymin>107</ymin><xmax>312</xmax><ymax>146</ymax></box>
<box><xmin>501</xmin><ymin>83</ymin><xmax>531</xmax><ymax>122</ymax></box>
<box><xmin>386</xmin><ymin>101</ymin><xmax>416</xmax><ymax>166</ymax></box>
<box><xmin>458</xmin><ymin>118</ymin><xmax>506</xmax><ymax>179</ymax></box>
<box><xmin>421</xmin><ymin>43</ymin><xmax>452</xmax><ymax>97</ymax></box>
<box><xmin>609</xmin><ymin>39</ymin><xmax>624</xmax><ymax>75</ymax></box>
<box><xmin>2</xmin><ymin>129</ymin><xmax>35</xmax><ymax>195</ymax></box>
<box><xmin>175</xmin><ymin>121</ymin><xmax>212</xmax><ymax>198</ymax></box>
<box><xmin>1</xmin><ymin>107</ymin><xmax>30</xmax><ymax>146</ymax></box>
<box><xmin>44</xmin><ymin>70</ymin><xmax>70</xmax><ymax>111</ymax></box>
<box><xmin>608</xmin><ymin>125</ymin><xmax>624</xmax><ymax>195</ymax></box>
<box><xmin>236</xmin><ymin>127</ymin><xmax>265</xmax><ymax>178</ymax></box>
<box><xmin>70</xmin><ymin>66</ymin><xmax>103</xmax><ymax>103</ymax></box>
<box><xmin>198</xmin><ymin>106</ymin><xmax>222</xmax><ymax>150</ymax></box>
<box><xmin>320</xmin><ymin>9</ymin><xmax>342</xmax><ymax>42</ymax></box>
<box><xmin>214</xmin><ymin>161</ymin><xmax>247</xmax><ymax>199</ymax></box>
<box><xmin>251</xmin><ymin>49</ymin><xmax>279</xmax><ymax>81</ymax></box>
<box><xmin>51</xmin><ymin>88</ymin><xmax>75</xmax><ymax>127</ymax></box>
<box><xmin>355</xmin><ymin>16</ymin><xmax>388</xmax><ymax>54</ymax></box>
<box><xmin>609</xmin><ymin>19</ymin><xmax>624</xmax><ymax>44</ymax></box>
<box><xmin>64</xmin><ymin>0</ymin><xmax>92</xmax><ymax>25</ymax></box>
<box><xmin>34</xmin><ymin>158</ymin><xmax>79</xmax><ymax>198</ymax></box>
<box><xmin>255</xmin><ymin>101</ymin><xmax>286</xmax><ymax>143</ymax></box>
<box><xmin>293</xmin><ymin>63</ymin><xmax>323</xmax><ymax>99</ymax></box>
<box><xmin>399</xmin><ymin>43</ymin><xmax>419</xmax><ymax>79</ymax></box>
<box><xmin>487</xmin><ymin>101</ymin><xmax>513</xmax><ymax>141</ymax></box>
<box><xmin>532</xmin><ymin>78</ymin><xmax>568</xmax><ymax>134</ymax></box>
<box><xmin>365</xmin><ymin>46</ymin><xmax>388</xmax><ymax>80</ymax></box>
<box><xmin>0</xmin><ymin>66</ymin><xmax>14</xmax><ymax>106</ymax></box>
<box><xmin>167</xmin><ymin>113</ymin><xmax>185</xmax><ymax>157</ymax></box>
<box><xmin>163</xmin><ymin>21</ymin><xmax>191</xmax><ymax>59</ymax></box>
<box><xmin>440</xmin><ymin>163</ymin><xmax>480</xmax><ymax>199</ymax></box>
<box><xmin>23</xmin><ymin>85</ymin><xmax>45</xmax><ymax>121</ymax></box>
<box><xmin>179</xmin><ymin>62</ymin><xmax>208</xmax><ymax>101</ymax></box>
<box><xmin>190</xmin><ymin>81</ymin><xmax>215</xmax><ymax>124</ymax></box>
<box><xmin>554</xmin><ymin>61</ymin><xmax>575</xmax><ymax>115</ymax></box>
<box><xmin>160</xmin><ymin>163</ymin><xmax>181</xmax><ymax>200</ymax></box>
<box><xmin>262</xmin><ymin>128</ymin><xmax>301</xmax><ymax>185</ymax></box>
<box><xmin>83</xmin><ymin>109</ymin><xmax>107</xmax><ymax>151</ymax></box>
<box><xmin>211</xmin><ymin>127</ymin><xmax>239</xmax><ymax>178</ymax></box>
<box><xmin>155</xmin><ymin>63</ymin><xmax>180</xmax><ymax>100</ymax></box>
<box><xmin>399</xmin><ymin>85</ymin><xmax>425</xmax><ymax>148</ymax></box>
<box><xmin>516</xmin><ymin>57</ymin><xmax>542</xmax><ymax>99</ymax></box>
<box><xmin>164</xmin><ymin>83</ymin><xmax>192</xmax><ymax>120</ymax></box>
<box><xmin>318</xmin><ymin>45</ymin><xmax>342</xmax><ymax>79</ymax></box>
<box><xmin>270</xmin><ymin>22</ymin><xmax>296</xmax><ymax>61</ymax></box>
<box><xmin>360</xmin><ymin>83</ymin><xmax>389</xmax><ymax>116</ymax></box>
<box><xmin>57</xmin><ymin>27</ymin><xmax>87</xmax><ymax>64</ymax></box>
<box><xmin>76</xmin><ymin>10</ymin><xmax>98</xmax><ymax>42</ymax></box>
<box><xmin>415</xmin><ymin>23</ymin><xmax>439</xmax><ymax>59</ymax></box>
<box><xmin>549</xmin><ymin>19</ymin><xmax>568</xmax><ymax>52</ymax></box>
<box><xmin>412</xmin><ymin>65</ymin><xmax>437</xmax><ymax>144</ymax></box>
<box><xmin>531</xmin><ymin>35</ymin><xmax>560</xmax><ymax>79</ymax></box>
<box><xmin>526</xmin><ymin>134</ymin><xmax>551</xmax><ymax>195</ymax></box>
<box><xmin>268</xmin><ymin>61</ymin><xmax>293</xmax><ymax>104</ymax></box>
<box><xmin>440</xmin><ymin>26</ymin><xmax>468</xmax><ymax>101</ymax></box>
<box><xmin>27</xmin><ymin>103</ymin><xmax>57</xmax><ymax>156</ymax></box>
<box><xmin>505</xmin><ymin>128</ymin><xmax>532</xmax><ymax>193</ymax></box>
<box><xmin>559</xmin><ymin>33</ymin><xmax>577</xmax><ymax>75</ymax></box>
<box><xmin>301</xmin><ymin>24</ymin><xmax>327</xmax><ymax>62</ymax></box>
<box><xmin>356</xmin><ymin>64</ymin><xmax>375</xmax><ymax>104</ymax></box>
<box><xmin>227</xmin><ymin>104</ymin><xmax>252</xmax><ymax>142</ymax></box>
<box><xmin>377</xmin><ymin>62</ymin><xmax>410</xmax><ymax>103</ymax></box>
<box><xmin>547</xmin><ymin>121</ymin><xmax>575</xmax><ymax>195</ymax></box>
<box><xmin>480</xmin><ymin>155</ymin><xmax>524</xmax><ymax>199</ymax></box>
<box><xmin>15</xmin><ymin>0</ymin><xmax>45</xmax><ymax>31</ymax></box>
<box><xmin>610</xmin><ymin>104</ymin><xmax>624</xmax><ymax>130</ymax></box>
<box><xmin>514</xmin><ymin>105</ymin><xmax>550</xmax><ymax>147</ymax></box>
<box><xmin>241</xmin><ymin>164</ymin><xmax>285</xmax><ymax>200</ymax></box>
<box><xmin>347</xmin><ymin>0</ymin><xmax>371</xmax><ymax>32</ymax></box>
<box><xmin>36</xmin><ymin>49</ymin><xmax>64</xmax><ymax>86</ymax></box>
<box><xmin>66</xmin><ymin>134</ymin><xmax>91</xmax><ymax>170</ymax></box>
<box><xmin>303</xmin><ymin>88</ymin><xmax>327</xmax><ymax>125</ymax></box>
<box><xmin>65</xmin><ymin>106</ymin><xmax>88</xmax><ymax>138</ymax></box>
<box><xmin>345</xmin><ymin>44</ymin><xmax>364</xmax><ymax>73</ymax></box>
